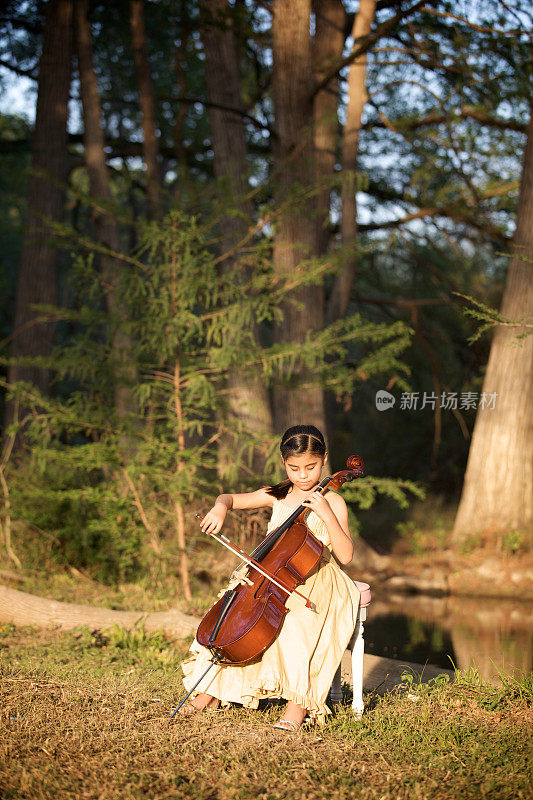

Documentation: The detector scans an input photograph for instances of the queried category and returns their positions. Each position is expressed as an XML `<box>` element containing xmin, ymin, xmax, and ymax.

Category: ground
<box><xmin>1</xmin><ymin>624</ymin><xmax>531</xmax><ymax>800</ymax></box>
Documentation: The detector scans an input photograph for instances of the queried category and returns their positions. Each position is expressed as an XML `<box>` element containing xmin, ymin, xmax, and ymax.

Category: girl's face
<box><xmin>283</xmin><ymin>450</ymin><xmax>327</xmax><ymax>492</ymax></box>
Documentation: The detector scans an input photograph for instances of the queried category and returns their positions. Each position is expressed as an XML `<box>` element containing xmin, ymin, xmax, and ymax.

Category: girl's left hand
<box><xmin>301</xmin><ymin>491</ymin><xmax>334</xmax><ymax>524</ymax></box>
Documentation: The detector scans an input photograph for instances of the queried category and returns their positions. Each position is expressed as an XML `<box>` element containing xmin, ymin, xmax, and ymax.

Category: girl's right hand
<box><xmin>199</xmin><ymin>502</ymin><xmax>227</xmax><ymax>536</ymax></box>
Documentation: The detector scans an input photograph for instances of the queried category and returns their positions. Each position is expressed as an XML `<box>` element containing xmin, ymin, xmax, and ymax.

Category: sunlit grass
<box><xmin>1</xmin><ymin>626</ymin><xmax>531</xmax><ymax>800</ymax></box>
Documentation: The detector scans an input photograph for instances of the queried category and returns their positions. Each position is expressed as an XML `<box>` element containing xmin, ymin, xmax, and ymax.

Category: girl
<box><xmin>180</xmin><ymin>424</ymin><xmax>360</xmax><ymax>731</ymax></box>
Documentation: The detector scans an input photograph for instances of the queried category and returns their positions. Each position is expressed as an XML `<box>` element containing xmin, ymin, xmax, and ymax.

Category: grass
<box><xmin>1</xmin><ymin>625</ymin><xmax>532</xmax><ymax>800</ymax></box>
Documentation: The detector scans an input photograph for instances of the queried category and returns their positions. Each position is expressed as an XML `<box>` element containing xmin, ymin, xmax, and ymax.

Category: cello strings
<box><xmin>245</xmin><ymin>476</ymin><xmax>331</xmax><ymax>564</ymax></box>
<box><xmin>209</xmin><ymin>531</ymin><xmax>314</xmax><ymax>608</ymax></box>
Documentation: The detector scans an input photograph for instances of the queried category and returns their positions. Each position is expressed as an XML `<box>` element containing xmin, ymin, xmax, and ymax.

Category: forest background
<box><xmin>0</xmin><ymin>0</ymin><xmax>531</xmax><ymax>606</ymax></box>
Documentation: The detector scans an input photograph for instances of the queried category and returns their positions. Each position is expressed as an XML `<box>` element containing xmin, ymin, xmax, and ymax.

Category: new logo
<box><xmin>375</xmin><ymin>390</ymin><xmax>396</xmax><ymax>411</ymax></box>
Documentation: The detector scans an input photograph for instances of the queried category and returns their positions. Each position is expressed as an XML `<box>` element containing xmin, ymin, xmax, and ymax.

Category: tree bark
<box><xmin>174</xmin><ymin>2</ymin><xmax>190</xmax><ymax>187</ymax></box>
<box><xmin>75</xmin><ymin>0</ymin><xmax>137</xmax><ymax>447</ymax></box>
<box><xmin>130</xmin><ymin>0</ymin><xmax>162</xmax><ymax>219</ymax></box>
<box><xmin>326</xmin><ymin>0</ymin><xmax>376</xmax><ymax>324</ymax></box>
<box><xmin>312</xmin><ymin>0</ymin><xmax>346</xmax><ymax>256</ymax></box>
<box><xmin>452</xmin><ymin>104</ymin><xmax>533</xmax><ymax>540</ymax></box>
<box><xmin>5</xmin><ymin>0</ymin><xmax>73</xmax><ymax>437</ymax></box>
<box><xmin>173</xmin><ymin>356</ymin><xmax>192</xmax><ymax>601</ymax></box>
<box><xmin>0</xmin><ymin>583</ymin><xmax>198</xmax><ymax>637</ymax></box>
<box><xmin>271</xmin><ymin>0</ymin><xmax>326</xmax><ymax>433</ymax></box>
<box><xmin>201</xmin><ymin>0</ymin><xmax>273</xmax><ymax>470</ymax></box>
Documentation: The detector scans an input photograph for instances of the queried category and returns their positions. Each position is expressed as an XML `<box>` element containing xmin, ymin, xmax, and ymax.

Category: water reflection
<box><xmin>366</xmin><ymin>592</ymin><xmax>533</xmax><ymax>683</ymax></box>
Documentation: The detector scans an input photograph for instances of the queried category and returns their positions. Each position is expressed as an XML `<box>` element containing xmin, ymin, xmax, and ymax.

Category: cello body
<box><xmin>196</xmin><ymin>455</ymin><xmax>364</xmax><ymax>666</ymax></box>
<box><xmin>196</xmin><ymin>520</ymin><xmax>323</xmax><ymax>665</ymax></box>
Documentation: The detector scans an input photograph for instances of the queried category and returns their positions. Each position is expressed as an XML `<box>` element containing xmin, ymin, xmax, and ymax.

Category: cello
<box><xmin>195</xmin><ymin>454</ymin><xmax>364</xmax><ymax>666</ymax></box>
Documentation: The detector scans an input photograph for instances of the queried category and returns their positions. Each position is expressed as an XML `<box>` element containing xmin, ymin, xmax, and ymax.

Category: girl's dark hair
<box><xmin>266</xmin><ymin>425</ymin><xmax>327</xmax><ymax>500</ymax></box>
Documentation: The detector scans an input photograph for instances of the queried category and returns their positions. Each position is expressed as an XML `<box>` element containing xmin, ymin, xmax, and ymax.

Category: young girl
<box><xmin>180</xmin><ymin>424</ymin><xmax>360</xmax><ymax>731</ymax></box>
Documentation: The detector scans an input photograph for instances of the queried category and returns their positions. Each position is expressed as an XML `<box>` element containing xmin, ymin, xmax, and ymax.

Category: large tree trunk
<box><xmin>4</xmin><ymin>0</ymin><xmax>73</xmax><ymax>439</ymax></box>
<box><xmin>452</xmin><ymin>105</ymin><xmax>533</xmax><ymax>540</ymax></box>
<box><xmin>326</xmin><ymin>0</ymin><xmax>376</xmax><ymax>324</ymax></box>
<box><xmin>0</xmin><ymin>584</ymin><xmax>198</xmax><ymax>638</ymax></box>
<box><xmin>201</xmin><ymin>0</ymin><xmax>273</xmax><ymax>471</ymax></box>
<box><xmin>174</xmin><ymin>3</ymin><xmax>189</xmax><ymax>187</ymax></box>
<box><xmin>75</xmin><ymin>0</ymin><xmax>137</xmax><ymax>447</ymax></box>
<box><xmin>271</xmin><ymin>0</ymin><xmax>326</xmax><ymax>433</ymax></box>
<box><xmin>312</xmin><ymin>0</ymin><xmax>346</xmax><ymax>256</ymax></box>
<box><xmin>130</xmin><ymin>0</ymin><xmax>162</xmax><ymax>219</ymax></box>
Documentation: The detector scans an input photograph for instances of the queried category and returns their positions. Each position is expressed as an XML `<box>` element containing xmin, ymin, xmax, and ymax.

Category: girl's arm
<box><xmin>200</xmin><ymin>488</ymin><xmax>274</xmax><ymax>536</ymax></box>
<box><xmin>302</xmin><ymin>491</ymin><xmax>354</xmax><ymax>565</ymax></box>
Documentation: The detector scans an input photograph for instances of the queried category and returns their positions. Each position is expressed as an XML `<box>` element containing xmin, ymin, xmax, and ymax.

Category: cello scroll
<box><xmin>324</xmin><ymin>455</ymin><xmax>365</xmax><ymax>492</ymax></box>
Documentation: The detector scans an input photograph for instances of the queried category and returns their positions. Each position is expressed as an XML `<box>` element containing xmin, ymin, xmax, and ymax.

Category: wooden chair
<box><xmin>329</xmin><ymin>580</ymin><xmax>372</xmax><ymax>718</ymax></box>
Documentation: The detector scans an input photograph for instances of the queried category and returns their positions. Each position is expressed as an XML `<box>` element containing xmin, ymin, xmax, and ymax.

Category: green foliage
<box><xmin>454</xmin><ymin>664</ymin><xmax>533</xmax><ymax>708</ymax></box>
<box><xmin>396</xmin><ymin>519</ymin><xmax>419</xmax><ymax>552</ymax></box>
<box><xmin>399</xmin><ymin>666</ymin><xmax>451</xmax><ymax>692</ymax></box>
<box><xmin>341</xmin><ymin>476</ymin><xmax>425</xmax><ymax>511</ymax></box>
<box><xmin>458</xmin><ymin>533</ymin><xmax>484</xmax><ymax>555</ymax></box>
<box><xmin>3</xmin><ymin>0</ymin><xmax>529</xmax><ymax>578</ymax></box>
<box><xmin>395</xmin><ymin>517</ymin><xmax>448</xmax><ymax>555</ymax></box>
<box><xmin>0</xmin><ymin>621</ymin><xmax>17</xmax><ymax>638</ymax></box>
<box><xmin>501</xmin><ymin>529</ymin><xmax>526</xmax><ymax>555</ymax></box>
<box><xmin>2</xmin><ymin>208</ymin><xmax>414</xmax><ymax>581</ymax></box>
<box><xmin>68</xmin><ymin>623</ymin><xmax>176</xmax><ymax>668</ymax></box>
<box><xmin>9</xmin><ymin>457</ymin><xmax>143</xmax><ymax>581</ymax></box>
<box><xmin>107</xmin><ymin>623</ymin><xmax>168</xmax><ymax>652</ymax></box>
<box><xmin>455</xmin><ymin>291</ymin><xmax>533</xmax><ymax>344</ymax></box>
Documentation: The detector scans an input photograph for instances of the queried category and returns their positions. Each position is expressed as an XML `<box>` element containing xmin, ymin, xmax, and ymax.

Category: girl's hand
<box><xmin>200</xmin><ymin>502</ymin><xmax>227</xmax><ymax>536</ymax></box>
<box><xmin>301</xmin><ymin>491</ymin><xmax>335</xmax><ymax>524</ymax></box>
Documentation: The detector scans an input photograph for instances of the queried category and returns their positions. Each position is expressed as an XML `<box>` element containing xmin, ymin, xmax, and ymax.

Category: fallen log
<box><xmin>1</xmin><ymin>584</ymin><xmax>459</xmax><ymax>696</ymax></box>
<box><xmin>0</xmin><ymin>584</ymin><xmax>199</xmax><ymax>637</ymax></box>
<box><xmin>339</xmin><ymin>651</ymin><xmax>454</xmax><ymax>695</ymax></box>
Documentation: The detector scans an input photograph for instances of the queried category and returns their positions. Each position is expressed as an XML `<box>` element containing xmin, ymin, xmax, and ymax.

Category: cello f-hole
<box><xmin>253</xmin><ymin>577</ymin><xmax>266</xmax><ymax>599</ymax></box>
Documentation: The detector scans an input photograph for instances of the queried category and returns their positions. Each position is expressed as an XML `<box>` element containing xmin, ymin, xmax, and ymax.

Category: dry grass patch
<box><xmin>1</xmin><ymin>625</ymin><xmax>532</xmax><ymax>800</ymax></box>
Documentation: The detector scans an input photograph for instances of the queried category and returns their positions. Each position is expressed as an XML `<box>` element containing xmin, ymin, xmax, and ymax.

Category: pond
<box><xmin>364</xmin><ymin>591</ymin><xmax>533</xmax><ymax>683</ymax></box>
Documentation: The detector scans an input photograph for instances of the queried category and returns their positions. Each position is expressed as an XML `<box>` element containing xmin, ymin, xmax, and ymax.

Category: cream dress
<box><xmin>181</xmin><ymin>496</ymin><xmax>361</xmax><ymax>720</ymax></box>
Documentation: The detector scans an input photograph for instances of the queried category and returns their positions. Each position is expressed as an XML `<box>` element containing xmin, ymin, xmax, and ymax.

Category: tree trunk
<box><xmin>75</xmin><ymin>0</ymin><xmax>137</xmax><ymax>448</ymax></box>
<box><xmin>326</xmin><ymin>0</ymin><xmax>376</xmax><ymax>324</ymax></box>
<box><xmin>5</xmin><ymin>0</ymin><xmax>73</xmax><ymax>438</ymax></box>
<box><xmin>130</xmin><ymin>0</ymin><xmax>162</xmax><ymax>219</ymax></box>
<box><xmin>452</xmin><ymin>105</ymin><xmax>533</xmax><ymax>540</ymax></box>
<box><xmin>271</xmin><ymin>0</ymin><xmax>326</xmax><ymax>434</ymax></box>
<box><xmin>312</xmin><ymin>0</ymin><xmax>346</xmax><ymax>256</ymax></box>
<box><xmin>174</xmin><ymin>2</ymin><xmax>190</xmax><ymax>189</ymax></box>
<box><xmin>201</xmin><ymin>0</ymin><xmax>273</xmax><ymax>471</ymax></box>
<box><xmin>0</xmin><ymin>583</ymin><xmax>198</xmax><ymax>638</ymax></box>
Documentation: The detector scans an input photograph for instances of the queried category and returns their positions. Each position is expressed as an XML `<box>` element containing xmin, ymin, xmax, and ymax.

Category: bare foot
<box><xmin>178</xmin><ymin>693</ymin><xmax>218</xmax><ymax>716</ymax></box>
<box><xmin>192</xmin><ymin>693</ymin><xmax>219</xmax><ymax>711</ymax></box>
<box><xmin>177</xmin><ymin>701</ymin><xmax>199</xmax><ymax>717</ymax></box>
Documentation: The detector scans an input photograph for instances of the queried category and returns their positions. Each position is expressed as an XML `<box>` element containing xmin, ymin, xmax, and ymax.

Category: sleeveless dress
<box><xmin>181</xmin><ymin>496</ymin><xmax>361</xmax><ymax>721</ymax></box>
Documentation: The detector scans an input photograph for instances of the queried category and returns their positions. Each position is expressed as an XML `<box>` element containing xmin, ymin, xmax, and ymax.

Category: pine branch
<box><xmin>454</xmin><ymin>292</ymin><xmax>533</xmax><ymax>343</ymax></box>
<box><xmin>419</xmin><ymin>6</ymin><xmax>532</xmax><ymax>36</ymax></box>
<box><xmin>358</xmin><ymin>207</ymin><xmax>510</xmax><ymax>243</ymax></box>
<box><xmin>364</xmin><ymin>106</ymin><xmax>527</xmax><ymax>134</ymax></box>
<box><xmin>0</xmin><ymin>56</ymin><xmax>38</xmax><ymax>79</ymax></box>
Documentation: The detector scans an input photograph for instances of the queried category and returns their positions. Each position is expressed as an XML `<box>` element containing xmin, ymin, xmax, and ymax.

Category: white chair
<box><xmin>329</xmin><ymin>580</ymin><xmax>372</xmax><ymax>717</ymax></box>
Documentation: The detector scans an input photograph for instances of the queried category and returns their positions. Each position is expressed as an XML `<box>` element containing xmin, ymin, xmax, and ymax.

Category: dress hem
<box><xmin>182</xmin><ymin>665</ymin><xmax>333</xmax><ymax>722</ymax></box>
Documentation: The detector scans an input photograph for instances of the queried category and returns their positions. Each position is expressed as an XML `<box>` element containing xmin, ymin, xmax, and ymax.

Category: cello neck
<box><xmin>272</xmin><ymin>475</ymin><xmax>331</xmax><ymax>532</ymax></box>
<box><xmin>231</xmin><ymin>454</ymin><xmax>363</xmax><ymax>569</ymax></box>
<box><xmin>250</xmin><ymin>475</ymin><xmax>332</xmax><ymax>562</ymax></box>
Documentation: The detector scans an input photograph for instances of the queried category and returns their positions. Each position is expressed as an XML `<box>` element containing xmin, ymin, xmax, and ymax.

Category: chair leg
<box><xmin>330</xmin><ymin>663</ymin><xmax>343</xmax><ymax>703</ymax></box>
<box><xmin>351</xmin><ymin>610</ymin><xmax>366</xmax><ymax>718</ymax></box>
